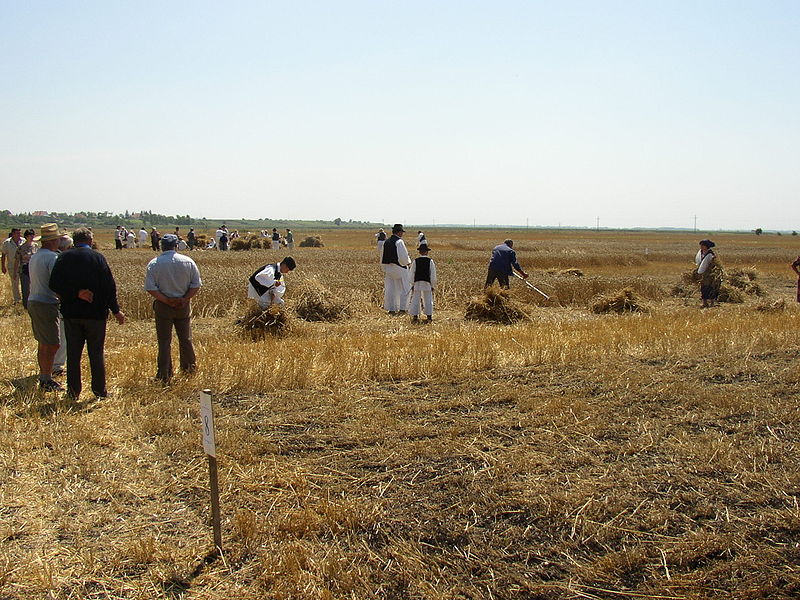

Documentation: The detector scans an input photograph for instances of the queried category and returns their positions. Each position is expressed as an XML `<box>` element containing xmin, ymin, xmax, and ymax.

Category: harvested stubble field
<box><xmin>2</xmin><ymin>228</ymin><xmax>800</xmax><ymax>600</ymax></box>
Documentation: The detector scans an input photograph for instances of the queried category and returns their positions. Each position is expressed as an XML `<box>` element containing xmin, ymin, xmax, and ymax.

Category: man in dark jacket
<box><xmin>485</xmin><ymin>239</ymin><xmax>529</xmax><ymax>289</ymax></box>
<box><xmin>49</xmin><ymin>228</ymin><xmax>125</xmax><ymax>399</ymax></box>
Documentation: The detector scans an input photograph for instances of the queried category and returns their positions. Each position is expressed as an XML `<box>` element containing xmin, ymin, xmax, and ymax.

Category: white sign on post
<box><xmin>199</xmin><ymin>390</ymin><xmax>216</xmax><ymax>457</ymax></box>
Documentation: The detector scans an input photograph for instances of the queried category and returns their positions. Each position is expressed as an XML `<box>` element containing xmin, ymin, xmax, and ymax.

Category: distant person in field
<box><xmin>417</xmin><ymin>230</ymin><xmax>426</xmax><ymax>245</ymax></box>
<box><xmin>126</xmin><ymin>229</ymin><xmax>136</xmax><ymax>249</ymax></box>
<box><xmin>375</xmin><ymin>228</ymin><xmax>387</xmax><ymax>253</ymax></box>
<box><xmin>138</xmin><ymin>227</ymin><xmax>148</xmax><ymax>248</ymax></box>
<box><xmin>408</xmin><ymin>243</ymin><xmax>437</xmax><ymax>324</ymax></box>
<box><xmin>214</xmin><ymin>226</ymin><xmax>225</xmax><ymax>249</ymax></box>
<box><xmin>248</xmin><ymin>257</ymin><xmax>296</xmax><ymax>309</ymax></box>
<box><xmin>150</xmin><ymin>227</ymin><xmax>160</xmax><ymax>251</ymax></box>
<box><xmin>695</xmin><ymin>239</ymin><xmax>721</xmax><ymax>308</ymax></box>
<box><xmin>2</xmin><ymin>228</ymin><xmax>23</xmax><ymax>304</ymax></box>
<box><xmin>271</xmin><ymin>228</ymin><xmax>280</xmax><ymax>250</ymax></box>
<box><xmin>145</xmin><ymin>233</ymin><xmax>202</xmax><ymax>383</ymax></box>
<box><xmin>14</xmin><ymin>229</ymin><xmax>38</xmax><ymax>309</ymax></box>
<box><xmin>791</xmin><ymin>255</ymin><xmax>800</xmax><ymax>302</ymax></box>
<box><xmin>26</xmin><ymin>224</ymin><xmax>67</xmax><ymax>391</ymax></box>
<box><xmin>49</xmin><ymin>227</ymin><xmax>126</xmax><ymax>399</ymax></box>
<box><xmin>219</xmin><ymin>228</ymin><xmax>229</xmax><ymax>251</ymax></box>
<box><xmin>381</xmin><ymin>223</ymin><xmax>412</xmax><ymax>315</ymax></box>
<box><xmin>2</xmin><ymin>227</ymin><xmax>23</xmax><ymax>304</ymax></box>
<box><xmin>114</xmin><ymin>225</ymin><xmax>124</xmax><ymax>250</ymax></box>
<box><xmin>286</xmin><ymin>229</ymin><xmax>294</xmax><ymax>249</ymax></box>
<box><xmin>485</xmin><ymin>239</ymin><xmax>529</xmax><ymax>289</ymax></box>
<box><xmin>187</xmin><ymin>228</ymin><xmax>196</xmax><ymax>250</ymax></box>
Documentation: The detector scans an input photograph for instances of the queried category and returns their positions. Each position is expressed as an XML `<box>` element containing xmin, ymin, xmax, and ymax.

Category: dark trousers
<box><xmin>154</xmin><ymin>300</ymin><xmax>196</xmax><ymax>381</ymax></box>
<box><xmin>115</xmin><ymin>239</ymin><xmax>122</xmax><ymax>250</ymax></box>
<box><xmin>64</xmin><ymin>317</ymin><xmax>107</xmax><ymax>398</ymax></box>
<box><xmin>485</xmin><ymin>269</ymin><xmax>510</xmax><ymax>289</ymax></box>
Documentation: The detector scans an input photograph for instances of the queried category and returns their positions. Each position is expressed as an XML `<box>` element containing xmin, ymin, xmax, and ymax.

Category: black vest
<box><xmin>272</xmin><ymin>231</ymin><xmax>280</xmax><ymax>241</ymax></box>
<box><xmin>249</xmin><ymin>263</ymin><xmax>281</xmax><ymax>296</ymax></box>
<box><xmin>413</xmin><ymin>256</ymin><xmax>432</xmax><ymax>282</ymax></box>
<box><xmin>381</xmin><ymin>235</ymin><xmax>402</xmax><ymax>266</ymax></box>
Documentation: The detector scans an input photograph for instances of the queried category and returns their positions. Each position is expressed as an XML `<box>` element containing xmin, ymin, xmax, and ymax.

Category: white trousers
<box><xmin>53</xmin><ymin>317</ymin><xmax>66</xmax><ymax>369</ymax></box>
<box><xmin>272</xmin><ymin>241</ymin><xmax>280</xmax><ymax>250</ymax></box>
<box><xmin>382</xmin><ymin>264</ymin><xmax>410</xmax><ymax>312</ymax></box>
<box><xmin>408</xmin><ymin>281</ymin><xmax>433</xmax><ymax>316</ymax></box>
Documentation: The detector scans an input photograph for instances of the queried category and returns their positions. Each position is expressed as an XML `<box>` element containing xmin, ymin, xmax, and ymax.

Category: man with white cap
<box><xmin>145</xmin><ymin>234</ymin><xmax>202</xmax><ymax>383</ymax></box>
<box><xmin>27</xmin><ymin>224</ymin><xmax>68</xmax><ymax>390</ymax></box>
<box><xmin>381</xmin><ymin>224</ymin><xmax>412</xmax><ymax>315</ymax></box>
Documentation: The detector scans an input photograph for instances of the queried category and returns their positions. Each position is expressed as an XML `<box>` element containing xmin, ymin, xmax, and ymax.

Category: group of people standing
<box><xmin>379</xmin><ymin>224</ymin><xmax>437</xmax><ymax>323</ymax></box>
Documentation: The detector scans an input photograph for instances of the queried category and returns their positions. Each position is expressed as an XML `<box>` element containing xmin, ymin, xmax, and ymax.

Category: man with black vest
<box><xmin>248</xmin><ymin>257</ymin><xmax>296</xmax><ymax>308</ymax></box>
<box><xmin>408</xmin><ymin>243</ymin><xmax>437</xmax><ymax>323</ymax></box>
<box><xmin>381</xmin><ymin>223</ymin><xmax>411</xmax><ymax>315</ymax></box>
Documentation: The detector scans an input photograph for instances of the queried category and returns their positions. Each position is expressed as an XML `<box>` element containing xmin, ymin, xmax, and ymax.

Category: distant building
<box><xmin>32</xmin><ymin>211</ymin><xmax>50</xmax><ymax>216</ymax></box>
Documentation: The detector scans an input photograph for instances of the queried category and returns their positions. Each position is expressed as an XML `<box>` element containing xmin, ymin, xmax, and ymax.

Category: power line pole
<box><xmin>694</xmin><ymin>215</ymin><xmax>697</xmax><ymax>232</ymax></box>
<box><xmin>596</xmin><ymin>216</ymin><xmax>600</xmax><ymax>232</ymax></box>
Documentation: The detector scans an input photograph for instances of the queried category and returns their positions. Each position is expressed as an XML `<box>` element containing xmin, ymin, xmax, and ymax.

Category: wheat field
<box><xmin>1</xmin><ymin>228</ymin><xmax>799</xmax><ymax>599</ymax></box>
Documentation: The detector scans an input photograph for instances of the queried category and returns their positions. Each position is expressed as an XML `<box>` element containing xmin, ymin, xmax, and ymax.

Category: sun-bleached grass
<box><xmin>3</xmin><ymin>228</ymin><xmax>800</xmax><ymax>599</ymax></box>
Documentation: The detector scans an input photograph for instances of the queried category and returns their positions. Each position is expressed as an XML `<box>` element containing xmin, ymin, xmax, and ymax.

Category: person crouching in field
<box><xmin>408</xmin><ymin>243</ymin><xmax>436</xmax><ymax>324</ymax></box>
<box><xmin>145</xmin><ymin>234</ymin><xmax>202</xmax><ymax>383</ymax></box>
<box><xmin>695</xmin><ymin>239</ymin><xmax>721</xmax><ymax>308</ymax></box>
<box><xmin>248</xmin><ymin>257</ymin><xmax>296</xmax><ymax>309</ymax></box>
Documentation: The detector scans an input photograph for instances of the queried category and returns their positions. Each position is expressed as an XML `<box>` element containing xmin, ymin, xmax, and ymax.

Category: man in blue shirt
<box><xmin>145</xmin><ymin>234</ymin><xmax>202</xmax><ymax>383</ymax></box>
<box><xmin>485</xmin><ymin>239</ymin><xmax>529</xmax><ymax>289</ymax></box>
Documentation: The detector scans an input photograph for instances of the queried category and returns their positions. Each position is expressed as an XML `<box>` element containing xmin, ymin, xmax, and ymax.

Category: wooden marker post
<box><xmin>199</xmin><ymin>389</ymin><xmax>222</xmax><ymax>551</ymax></box>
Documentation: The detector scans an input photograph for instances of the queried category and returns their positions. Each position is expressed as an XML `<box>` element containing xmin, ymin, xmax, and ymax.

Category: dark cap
<box><xmin>281</xmin><ymin>256</ymin><xmax>297</xmax><ymax>270</ymax></box>
<box><xmin>417</xmin><ymin>243</ymin><xmax>431</xmax><ymax>253</ymax></box>
<box><xmin>699</xmin><ymin>239</ymin><xmax>715</xmax><ymax>248</ymax></box>
<box><xmin>392</xmin><ymin>223</ymin><xmax>405</xmax><ymax>234</ymax></box>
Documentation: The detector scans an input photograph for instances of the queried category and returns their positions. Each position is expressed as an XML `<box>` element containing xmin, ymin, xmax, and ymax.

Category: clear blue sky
<box><xmin>1</xmin><ymin>1</ymin><xmax>798</xmax><ymax>229</ymax></box>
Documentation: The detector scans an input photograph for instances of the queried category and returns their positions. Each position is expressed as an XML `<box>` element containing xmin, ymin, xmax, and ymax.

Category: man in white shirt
<box><xmin>215</xmin><ymin>226</ymin><xmax>225</xmax><ymax>250</ymax></box>
<box><xmin>248</xmin><ymin>257</ymin><xmax>296</xmax><ymax>309</ymax></box>
<box><xmin>138</xmin><ymin>228</ymin><xmax>148</xmax><ymax>248</ymax></box>
<box><xmin>1</xmin><ymin>228</ymin><xmax>23</xmax><ymax>304</ymax></box>
<box><xmin>381</xmin><ymin>224</ymin><xmax>411</xmax><ymax>315</ymax></box>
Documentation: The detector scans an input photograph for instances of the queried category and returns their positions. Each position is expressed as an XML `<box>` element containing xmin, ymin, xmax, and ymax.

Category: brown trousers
<box><xmin>153</xmin><ymin>300</ymin><xmax>196</xmax><ymax>382</ymax></box>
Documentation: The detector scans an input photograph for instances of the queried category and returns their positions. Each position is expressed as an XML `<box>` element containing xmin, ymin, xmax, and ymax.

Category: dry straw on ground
<box><xmin>299</xmin><ymin>236</ymin><xmax>324</xmax><ymax>247</ymax></box>
<box><xmin>237</xmin><ymin>303</ymin><xmax>291</xmax><ymax>339</ymax></box>
<box><xmin>465</xmin><ymin>286</ymin><xmax>529</xmax><ymax>323</ymax></box>
<box><xmin>590</xmin><ymin>287</ymin><xmax>649</xmax><ymax>313</ymax></box>
<box><xmin>294</xmin><ymin>278</ymin><xmax>350</xmax><ymax>322</ymax></box>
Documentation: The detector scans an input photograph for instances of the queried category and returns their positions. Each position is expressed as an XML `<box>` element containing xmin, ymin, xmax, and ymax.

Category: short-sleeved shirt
<box><xmin>145</xmin><ymin>251</ymin><xmax>202</xmax><ymax>298</ymax></box>
<box><xmin>2</xmin><ymin>237</ymin><xmax>21</xmax><ymax>265</ymax></box>
<box><xmin>28</xmin><ymin>248</ymin><xmax>60</xmax><ymax>304</ymax></box>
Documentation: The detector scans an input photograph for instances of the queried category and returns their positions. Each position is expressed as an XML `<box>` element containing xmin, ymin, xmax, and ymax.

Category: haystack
<box><xmin>591</xmin><ymin>288</ymin><xmax>648</xmax><ymax>314</ymax></box>
<box><xmin>237</xmin><ymin>303</ymin><xmax>291</xmax><ymax>339</ymax></box>
<box><xmin>727</xmin><ymin>268</ymin><xmax>765</xmax><ymax>296</ymax></box>
<box><xmin>717</xmin><ymin>284</ymin><xmax>745</xmax><ymax>304</ymax></box>
<box><xmin>230</xmin><ymin>238</ymin><xmax>250</xmax><ymax>251</ymax></box>
<box><xmin>294</xmin><ymin>279</ymin><xmax>349</xmax><ymax>321</ymax></box>
<box><xmin>299</xmin><ymin>236</ymin><xmax>324</xmax><ymax>248</ymax></box>
<box><xmin>465</xmin><ymin>287</ymin><xmax>529</xmax><ymax>324</ymax></box>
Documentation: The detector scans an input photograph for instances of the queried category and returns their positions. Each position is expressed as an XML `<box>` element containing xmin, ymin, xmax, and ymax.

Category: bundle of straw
<box><xmin>755</xmin><ymin>298</ymin><xmax>786</xmax><ymax>312</ymax></box>
<box><xmin>465</xmin><ymin>287</ymin><xmax>529</xmax><ymax>324</ymax></box>
<box><xmin>294</xmin><ymin>279</ymin><xmax>349</xmax><ymax>321</ymax></box>
<box><xmin>237</xmin><ymin>303</ymin><xmax>291</xmax><ymax>339</ymax></box>
<box><xmin>590</xmin><ymin>288</ymin><xmax>649</xmax><ymax>314</ymax></box>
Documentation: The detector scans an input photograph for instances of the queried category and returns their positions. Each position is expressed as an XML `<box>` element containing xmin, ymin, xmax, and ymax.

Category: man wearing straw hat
<box><xmin>145</xmin><ymin>234</ymin><xmax>202</xmax><ymax>383</ymax></box>
<box><xmin>49</xmin><ymin>227</ymin><xmax>126</xmax><ymax>399</ymax></box>
<box><xmin>381</xmin><ymin>223</ymin><xmax>412</xmax><ymax>315</ymax></box>
<box><xmin>27</xmin><ymin>224</ymin><xmax>68</xmax><ymax>391</ymax></box>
